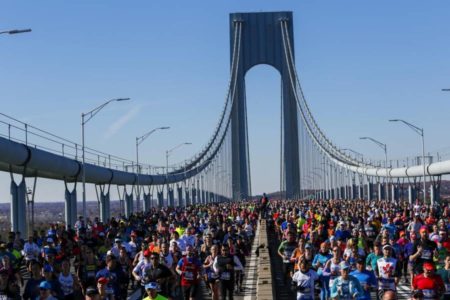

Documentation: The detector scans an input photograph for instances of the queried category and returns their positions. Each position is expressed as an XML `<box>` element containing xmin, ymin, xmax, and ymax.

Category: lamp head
<box><xmin>8</xmin><ymin>29</ymin><xmax>32</xmax><ymax>34</ymax></box>
<box><xmin>115</xmin><ymin>98</ymin><xmax>131</xmax><ymax>102</ymax></box>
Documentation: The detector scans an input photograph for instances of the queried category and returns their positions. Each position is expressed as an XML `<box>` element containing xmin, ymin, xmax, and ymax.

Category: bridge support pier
<box><xmin>408</xmin><ymin>185</ymin><xmax>416</xmax><ymax>205</ymax></box>
<box><xmin>201</xmin><ymin>189</ymin><xmax>206</xmax><ymax>204</ymax></box>
<box><xmin>391</xmin><ymin>184</ymin><xmax>399</xmax><ymax>202</ymax></box>
<box><xmin>185</xmin><ymin>188</ymin><xmax>190</xmax><ymax>207</ymax></box>
<box><xmin>99</xmin><ymin>190</ymin><xmax>110</xmax><ymax>223</ymax></box>
<box><xmin>351</xmin><ymin>184</ymin><xmax>357</xmax><ymax>200</ymax></box>
<box><xmin>64</xmin><ymin>183</ymin><xmax>77</xmax><ymax>228</ymax></box>
<box><xmin>157</xmin><ymin>190</ymin><xmax>164</xmax><ymax>207</ymax></box>
<box><xmin>358</xmin><ymin>185</ymin><xmax>364</xmax><ymax>200</ymax></box>
<box><xmin>177</xmin><ymin>186</ymin><xmax>183</xmax><ymax>207</ymax></box>
<box><xmin>430</xmin><ymin>184</ymin><xmax>440</xmax><ymax>205</ymax></box>
<box><xmin>377</xmin><ymin>183</ymin><xmax>383</xmax><ymax>201</ymax></box>
<box><xmin>192</xmin><ymin>187</ymin><xmax>196</xmax><ymax>205</ymax></box>
<box><xmin>367</xmin><ymin>182</ymin><xmax>374</xmax><ymax>201</ymax></box>
<box><xmin>143</xmin><ymin>193</ymin><xmax>151</xmax><ymax>211</ymax></box>
<box><xmin>168</xmin><ymin>188</ymin><xmax>175</xmax><ymax>207</ymax></box>
<box><xmin>10</xmin><ymin>178</ymin><xmax>27</xmax><ymax>236</ymax></box>
<box><xmin>124</xmin><ymin>190</ymin><xmax>133</xmax><ymax>218</ymax></box>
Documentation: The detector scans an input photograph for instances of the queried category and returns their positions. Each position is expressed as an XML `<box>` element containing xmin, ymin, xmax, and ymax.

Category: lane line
<box><xmin>243</xmin><ymin>222</ymin><xmax>260</xmax><ymax>300</ymax></box>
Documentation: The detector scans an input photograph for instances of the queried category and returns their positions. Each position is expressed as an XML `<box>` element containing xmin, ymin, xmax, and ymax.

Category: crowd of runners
<box><xmin>269</xmin><ymin>198</ymin><xmax>450</xmax><ymax>300</ymax></box>
<box><xmin>0</xmin><ymin>201</ymin><xmax>259</xmax><ymax>300</ymax></box>
<box><xmin>0</xmin><ymin>195</ymin><xmax>449</xmax><ymax>300</ymax></box>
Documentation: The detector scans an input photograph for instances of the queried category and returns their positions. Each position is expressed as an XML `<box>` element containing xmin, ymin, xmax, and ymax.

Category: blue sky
<box><xmin>1</xmin><ymin>1</ymin><xmax>450</xmax><ymax>202</ymax></box>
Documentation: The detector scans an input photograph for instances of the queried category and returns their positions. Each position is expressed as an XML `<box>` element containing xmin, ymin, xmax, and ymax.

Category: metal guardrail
<box><xmin>0</xmin><ymin>112</ymin><xmax>167</xmax><ymax>173</ymax></box>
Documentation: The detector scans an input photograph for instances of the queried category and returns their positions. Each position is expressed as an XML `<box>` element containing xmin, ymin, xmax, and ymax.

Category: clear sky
<box><xmin>1</xmin><ymin>1</ymin><xmax>450</xmax><ymax>202</ymax></box>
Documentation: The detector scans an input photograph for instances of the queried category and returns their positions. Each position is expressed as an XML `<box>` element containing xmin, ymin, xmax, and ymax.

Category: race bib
<box><xmin>421</xmin><ymin>249</ymin><xmax>432</xmax><ymax>260</ymax></box>
<box><xmin>87</xmin><ymin>271</ymin><xmax>95</xmax><ymax>278</ymax></box>
<box><xmin>184</xmin><ymin>271</ymin><xmax>194</xmax><ymax>281</ymax></box>
<box><xmin>221</xmin><ymin>272</ymin><xmax>231</xmax><ymax>280</ymax></box>
<box><xmin>329</xmin><ymin>278</ymin><xmax>335</xmax><ymax>288</ymax></box>
<box><xmin>379</xmin><ymin>278</ymin><xmax>395</xmax><ymax>290</ymax></box>
<box><xmin>422</xmin><ymin>289</ymin><xmax>436</xmax><ymax>298</ymax></box>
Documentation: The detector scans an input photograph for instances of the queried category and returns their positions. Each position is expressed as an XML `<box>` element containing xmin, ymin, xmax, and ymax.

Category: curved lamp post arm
<box><xmin>0</xmin><ymin>28</ymin><xmax>31</xmax><ymax>35</ymax></box>
<box><xmin>82</xmin><ymin>98</ymin><xmax>130</xmax><ymax>125</ymax></box>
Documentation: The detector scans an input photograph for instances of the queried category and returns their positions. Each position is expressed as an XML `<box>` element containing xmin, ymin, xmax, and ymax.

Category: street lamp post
<box><xmin>165</xmin><ymin>142</ymin><xmax>192</xmax><ymax>206</ymax></box>
<box><xmin>0</xmin><ymin>28</ymin><xmax>32</xmax><ymax>35</ymax></box>
<box><xmin>360</xmin><ymin>137</ymin><xmax>389</xmax><ymax>201</ymax></box>
<box><xmin>136</xmin><ymin>126</ymin><xmax>170</xmax><ymax>212</ymax></box>
<box><xmin>389</xmin><ymin>119</ymin><xmax>427</xmax><ymax>204</ymax></box>
<box><xmin>81</xmin><ymin>97</ymin><xmax>130</xmax><ymax>220</ymax></box>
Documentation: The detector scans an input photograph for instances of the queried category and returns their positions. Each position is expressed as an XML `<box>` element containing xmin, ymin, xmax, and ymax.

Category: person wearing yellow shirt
<box><xmin>142</xmin><ymin>282</ymin><xmax>168</xmax><ymax>300</ymax></box>
<box><xmin>176</xmin><ymin>225</ymin><xmax>186</xmax><ymax>237</ymax></box>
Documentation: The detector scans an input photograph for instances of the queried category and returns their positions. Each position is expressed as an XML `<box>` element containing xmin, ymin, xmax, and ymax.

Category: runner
<box><xmin>213</xmin><ymin>244</ymin><xmax>243</xmax><ymax>300</ymax></box>
<box><xmin>176</xmin><ymin>245</ymin><xmax>203</xmax><ymax>300</ymax></box>
<box><xmin>291</xmin><ymin>258</ymin><xmax>319</xmax><ymax>300</ymax></box>
<box><xmin>375</xmin><ymin>244</ymin><xmax>401</xmax><ymax>300</ymax></box>
<box><xmin>278</xmin><ymin>231</ymin><xmax>297</xmax><ymax>285</ymax></box>
<box><xmin>412</xmin><ymin>262</ymin><xmax>445</xmax><ymax>300</ymax></box>
<box><xmin>330</xmin><ymin>261</ymin><xmax>364</xmax><ymax>299</ymax></box>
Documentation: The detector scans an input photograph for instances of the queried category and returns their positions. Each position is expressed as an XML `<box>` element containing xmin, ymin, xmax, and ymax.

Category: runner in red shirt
<box><xmin>412</xmin><ymin>262</ymin><xmax>445</xmax><ymax>300</ymax></box>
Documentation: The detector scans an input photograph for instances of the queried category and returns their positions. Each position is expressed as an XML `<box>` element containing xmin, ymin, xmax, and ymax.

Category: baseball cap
<box><xmin>423</xmin><ymin>262</ymin><xmax>435</xmax><ymax>271</ymax></box>
<box><xmin>43</xmin><ymin>264</ymin><xmax>53</xmax><ymax>273</ymax></box>
<box><xmin>383</xmin><ymin>244</ymin><xmax>393</xmax><ymax>250</ymax></box>
<box><xmin>305</xmin><ymin>243</ymin><xmax>312</xmax><ymax>249</ymax></box>
<box><xmin>145</xmin><ymin>282</ymin><xmax>159</xmax><ymax>290</ymax></box>
<box><xmin>114</xmin><ymin>238</ymin><xmax>122</xmax><ymax>243</ymax></box>
<box><xmin>339</xmin><ymin>261</ymin><xmax>350</xmax><ymax>270</ymax></box>
<box><xmin>97</xmin><ymin>277</ymin><xmax>109</xmax><ymax>284</ymax></box>
<box><xmin>356</xmin><ymin>258</ymin><xmax>365</xmax><ymax>264</ymax></box>
<box><xmin>143</xmin><ymin>249</ymin><xmax>151</xmax><ymax>257</ymax></box>
<box><xmin>46</xmin><ymin>237</ymin><xmax>54</xmax><ymax>243</ymax></box>
<box><xmin>39</xmin><ymin>281</ymin><xmax>52</xmax><ymax>290</ymax></box>
<box><xmin>419</xmin><ymin>226</ymin><xmax>428</xmax><ymax>233</ymax></box>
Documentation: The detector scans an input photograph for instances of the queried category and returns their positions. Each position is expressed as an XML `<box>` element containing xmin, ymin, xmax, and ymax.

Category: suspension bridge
<box><xmin>0</xmin><ymin>11</ymin><xmax>447</xmax><ymax>298</ymax></box>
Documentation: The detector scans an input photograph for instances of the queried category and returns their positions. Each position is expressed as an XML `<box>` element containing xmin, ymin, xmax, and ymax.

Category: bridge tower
<box><xmin>230</xmin><ymin>12</ymin><xmax>300</xmax><ymax>200</ymax></box>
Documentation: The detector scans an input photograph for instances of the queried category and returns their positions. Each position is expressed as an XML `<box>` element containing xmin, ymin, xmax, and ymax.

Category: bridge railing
<box><xmin>0</xmin><ymin>112</ymin><xmax>167</xmax><ymax>173</ymax></box>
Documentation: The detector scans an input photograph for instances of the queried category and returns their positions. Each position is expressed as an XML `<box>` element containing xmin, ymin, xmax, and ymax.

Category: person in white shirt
<box><xmin>291</xmin><ymin>258</ymin><xmax>319</xmax><ymax>300</ymax></box>
<box><xmin>22</xmin><ymin>235</ymin><xmax>40</xmax><ymax>266</ymax></box>
<box><xmin>181</xmin><ymin>227</ymin><xmax>196</xmax><ymax>250</ymax></box>
<box><xmin>127</xmin><ymin>232</ymin><xmax>138</xmax><ymax>259</ymax></box>
<box><xmin>170</xmin><ymin>231</ymin><xmax>186</xmax><ymax>253</ymax></box>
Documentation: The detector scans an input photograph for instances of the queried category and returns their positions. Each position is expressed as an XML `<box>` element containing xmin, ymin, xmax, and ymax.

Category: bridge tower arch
<box><xmin>230</xmin><ymin>12</ymin><xmax>300</xmax><ymax>200</ymax></box>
